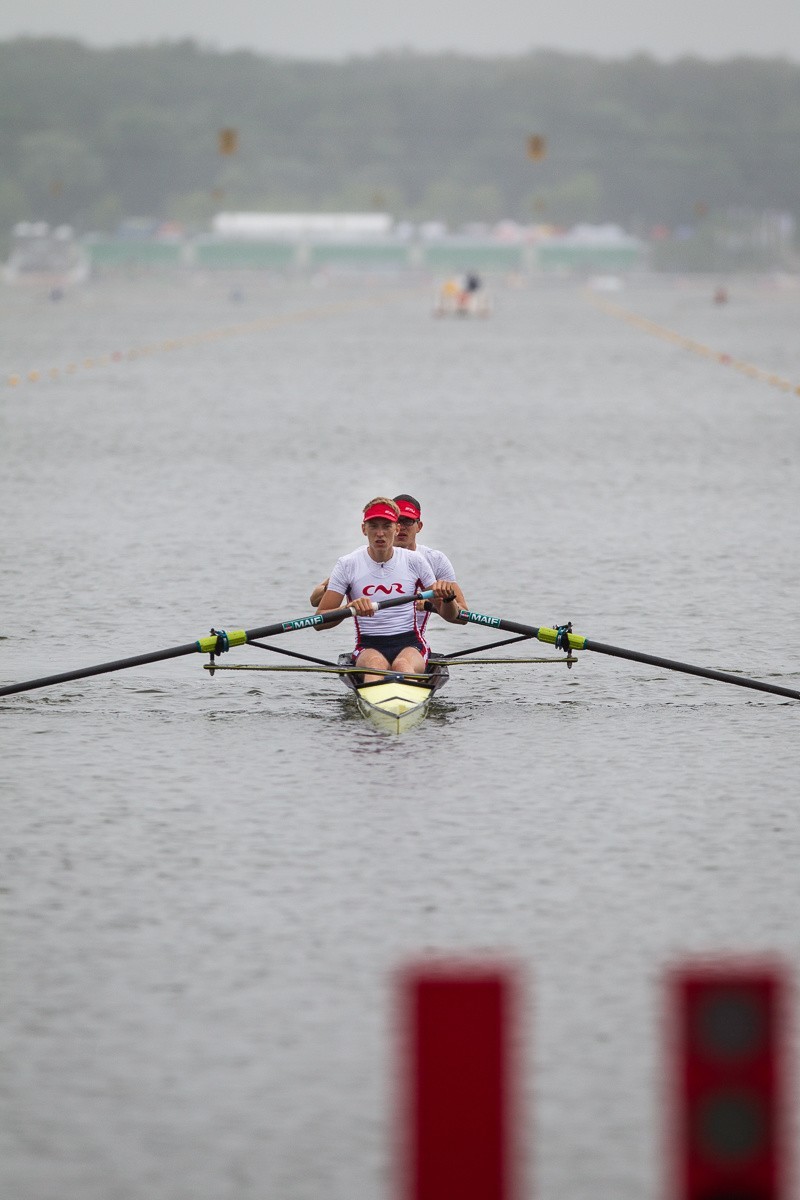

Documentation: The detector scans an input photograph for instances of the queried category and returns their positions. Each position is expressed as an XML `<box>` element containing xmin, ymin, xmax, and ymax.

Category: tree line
<box><xmin>1</xmin><ymin>37</ymin><xmax>799</xmax><ymax>248</ymax></box>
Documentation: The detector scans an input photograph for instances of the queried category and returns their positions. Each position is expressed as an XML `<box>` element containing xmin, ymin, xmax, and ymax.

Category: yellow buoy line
<box><xmin>588</xmin><ymin>294</ymin><xmax>800</xmax><ymax>397</ymax></box>
<box><xmin>4</xmin><ymin>295</ymin><xmax>392</xmax><ymax>389</ymax></box>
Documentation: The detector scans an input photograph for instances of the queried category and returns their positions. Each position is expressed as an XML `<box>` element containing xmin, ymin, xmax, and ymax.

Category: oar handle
<box><xmin>246</xmin><ymin>588</ymin><xmax>434</xmax><ymax>640</ymax></box>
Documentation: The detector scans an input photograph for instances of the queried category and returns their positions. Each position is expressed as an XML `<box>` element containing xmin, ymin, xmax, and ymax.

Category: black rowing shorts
<box><xmin>356</xmin><ymin>630</ymin><xmax>428</xmax><ymax>663</ymax></box>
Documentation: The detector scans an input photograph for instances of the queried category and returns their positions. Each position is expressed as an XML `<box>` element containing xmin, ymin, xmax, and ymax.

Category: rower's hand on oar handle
<box><xmin>420</xmin><ymin>581</ymin><xmax>467</xmax><ymax>624</ymax></box>
<box><xmin>349</xmin><ymin>596</ymin><xmax>379</xmax><ymax>617</ymax></box>
<box><xmin>431</xmin><ymin>581</ymin><xmax>458</xmax><ymax>603</ymax></box>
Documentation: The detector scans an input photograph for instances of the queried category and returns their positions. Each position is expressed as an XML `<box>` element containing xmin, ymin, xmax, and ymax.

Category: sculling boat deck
<box><xmin>195</xmin><ymin>636</ymin><xmax>578</xmax><ymax>733</ymax></box>
<box><xmin>337</xmin><ymin>653</ymin><xmax>449</xmax><ymax>733</ymax></box>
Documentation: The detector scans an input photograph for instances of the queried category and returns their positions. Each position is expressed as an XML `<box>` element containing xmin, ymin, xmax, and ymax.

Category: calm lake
<box><xmin>2</xmin><ymin>269</ymin><xmax>800</xmax><ymax>1199</ymax></box>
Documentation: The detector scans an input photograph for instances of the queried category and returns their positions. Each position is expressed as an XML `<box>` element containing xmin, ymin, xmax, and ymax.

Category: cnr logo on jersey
<box><xmin>363</xmin><ymin>583</ymin><xmax>404</xmax><ymax>596</ymax></box>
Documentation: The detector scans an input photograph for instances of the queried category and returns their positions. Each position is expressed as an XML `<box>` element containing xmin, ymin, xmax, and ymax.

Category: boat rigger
<box><xmin>2</xmin><ymin>599</ymin><xmax>799</xmax><ymax>733</ymax></box>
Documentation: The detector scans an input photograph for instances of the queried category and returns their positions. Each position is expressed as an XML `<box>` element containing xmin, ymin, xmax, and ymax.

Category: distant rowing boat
<box><xmin>433</xmin><ymin>275</ymin><xmax>491</xmax><ymax>318</ymax></box>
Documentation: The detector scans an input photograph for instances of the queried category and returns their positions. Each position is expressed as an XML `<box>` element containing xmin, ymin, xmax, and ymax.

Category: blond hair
<box><xmin>362</xmin><ymin>496</ymin><xmax>399</xmax><ymax>518</ymax></box>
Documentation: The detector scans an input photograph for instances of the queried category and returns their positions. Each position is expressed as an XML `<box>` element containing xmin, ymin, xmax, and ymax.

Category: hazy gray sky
<box><xmin>2</xmin><ymin>0</ymin><xmax>800</xmax><ymax>61</ymax></box>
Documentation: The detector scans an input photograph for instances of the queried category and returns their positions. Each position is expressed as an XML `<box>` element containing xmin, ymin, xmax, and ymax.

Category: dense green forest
<box><xmin>1</xmin><ymin>37</ymin><xmax>799</xmax><ymax>244</ymax></box>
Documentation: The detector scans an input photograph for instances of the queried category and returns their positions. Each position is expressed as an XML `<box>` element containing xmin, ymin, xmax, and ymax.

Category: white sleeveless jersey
<box><xmin>327</xmin><ymin>546</ymin><xmax>436</xmax><ymax>639</ymax></box>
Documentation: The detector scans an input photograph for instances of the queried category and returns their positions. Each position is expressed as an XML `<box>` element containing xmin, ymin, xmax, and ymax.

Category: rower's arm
<box><xmin>314</xmin><ymin>589</ymin><xmax>347</xmax><ymax>629</ymax></box>
<box><xmin>309</xmin><ymin>577</ymin><xmax>330</xmax><ymax>607</ymax></box>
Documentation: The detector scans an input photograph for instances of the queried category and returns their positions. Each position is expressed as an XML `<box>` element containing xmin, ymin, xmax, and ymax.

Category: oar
<box><xmin>0</xmin><ymin>590</ymin><xmax>434</xmax><ymax>699</ymax></box>
<box><xmin>458</xmin><ymin>609</ymin><xmax>800</xmax><ymax>703</ymax></box>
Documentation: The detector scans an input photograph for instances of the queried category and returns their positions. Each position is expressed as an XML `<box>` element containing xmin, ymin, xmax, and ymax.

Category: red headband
<box><xmin>395</xmin><ymin>498</ymin><xmax>421</xmax><ymax>520</ymax></box>
<box><xmin>363</xmin><ymin>503</ymin><xmax>398</xmax><ymax>522</ymax></box>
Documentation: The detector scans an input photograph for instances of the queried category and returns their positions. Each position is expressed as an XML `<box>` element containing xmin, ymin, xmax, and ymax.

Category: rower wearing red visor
<box><xmin>314</xmin><ymin>497</ymin><xmax>465</xmax><ymax>682</ymax></box>
<box><xmin>310</xmin><ymin>493</ymin><xmax>467</xmax><ymax>620</ymax></box>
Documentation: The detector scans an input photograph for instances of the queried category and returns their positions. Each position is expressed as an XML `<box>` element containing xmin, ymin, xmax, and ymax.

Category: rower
<box><xmin>436</xmin><ymin>276</ymin><xmax>462</xmax><ymax>314</ymax></box>
<box><xmin>391</xmin><ymin>493</ymin><xmax>468</xmax><ymax>628</ymax></box>
<box><xmin>309</xmin><ymin>493</ymin><xmax>468</xmax><ymax>623</ymax></box>
<box><xmin>314</xmin><ymin>497</ymin><xmax>462</xmax><ymax>683</ymax></box>
<box><xmin>457</xmin><ymin>270</ymin><xmax>482</xmax><ymax>313</ymax></box>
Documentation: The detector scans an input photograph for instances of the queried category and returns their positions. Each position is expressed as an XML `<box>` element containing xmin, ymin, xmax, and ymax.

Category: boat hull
<box><xmin>338</xmin><ymin>654</ymin><xmax>449</xmax><ymax>733</ymax></box>
<box><xmin>355</xmin><ymin>679</ymin><xmax>433</xmax><ymax>733</ymax></box>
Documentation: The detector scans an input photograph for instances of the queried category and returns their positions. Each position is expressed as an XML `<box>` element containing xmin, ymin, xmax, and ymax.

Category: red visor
<box><xmin>363</xmin><ymin>503</ymin><xmax>398</xmax><ymax>523</ymax></box>
<box><xmin>395</xmin><ymin>498</ymin><xmax>421</xmax><ymax>520</ymax></box>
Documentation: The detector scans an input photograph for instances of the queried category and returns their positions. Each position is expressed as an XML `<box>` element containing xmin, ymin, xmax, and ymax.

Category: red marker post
<box><xmin>668</xmin><ymin>961</ymin><xmax>791</xmax><ymax>1200</ymax></box>
<box><xmin>398</xmin><ymin>963</ymin><xmax>520</xmax><ymax>1200</ymax></box>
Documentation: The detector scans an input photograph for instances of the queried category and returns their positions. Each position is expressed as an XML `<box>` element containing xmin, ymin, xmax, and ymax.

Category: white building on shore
<box><xmin>211</xmin><ymin>212</ymin><xmax>394</xmax><ymax>240</ymax></box>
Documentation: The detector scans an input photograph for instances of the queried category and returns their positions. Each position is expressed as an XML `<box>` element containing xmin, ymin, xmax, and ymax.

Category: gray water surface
<box><xmin>2</xmin><ymin>273</ymin><xmax>800</xmax><ymax>1199</ymax></box>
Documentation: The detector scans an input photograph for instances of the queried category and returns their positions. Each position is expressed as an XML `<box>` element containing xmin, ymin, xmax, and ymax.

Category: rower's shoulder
<box><xmin>416</xmin><ymin>543</ymin><xmax>456</xmax><ymax>575</ymax></box>
<box><xmin>331</xmin><ymin>545</ymin><xmax>368</xmax><ymax>572</ymax></box>
<box><xmin>338</xmin><ymin>544</ymin><xmax>369</xmax><ymax>562</ymax></box>
<box><xmin>399</xmin><ymin>546</ymin><xmax>432</xmax><ymax>567</ymax></box>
